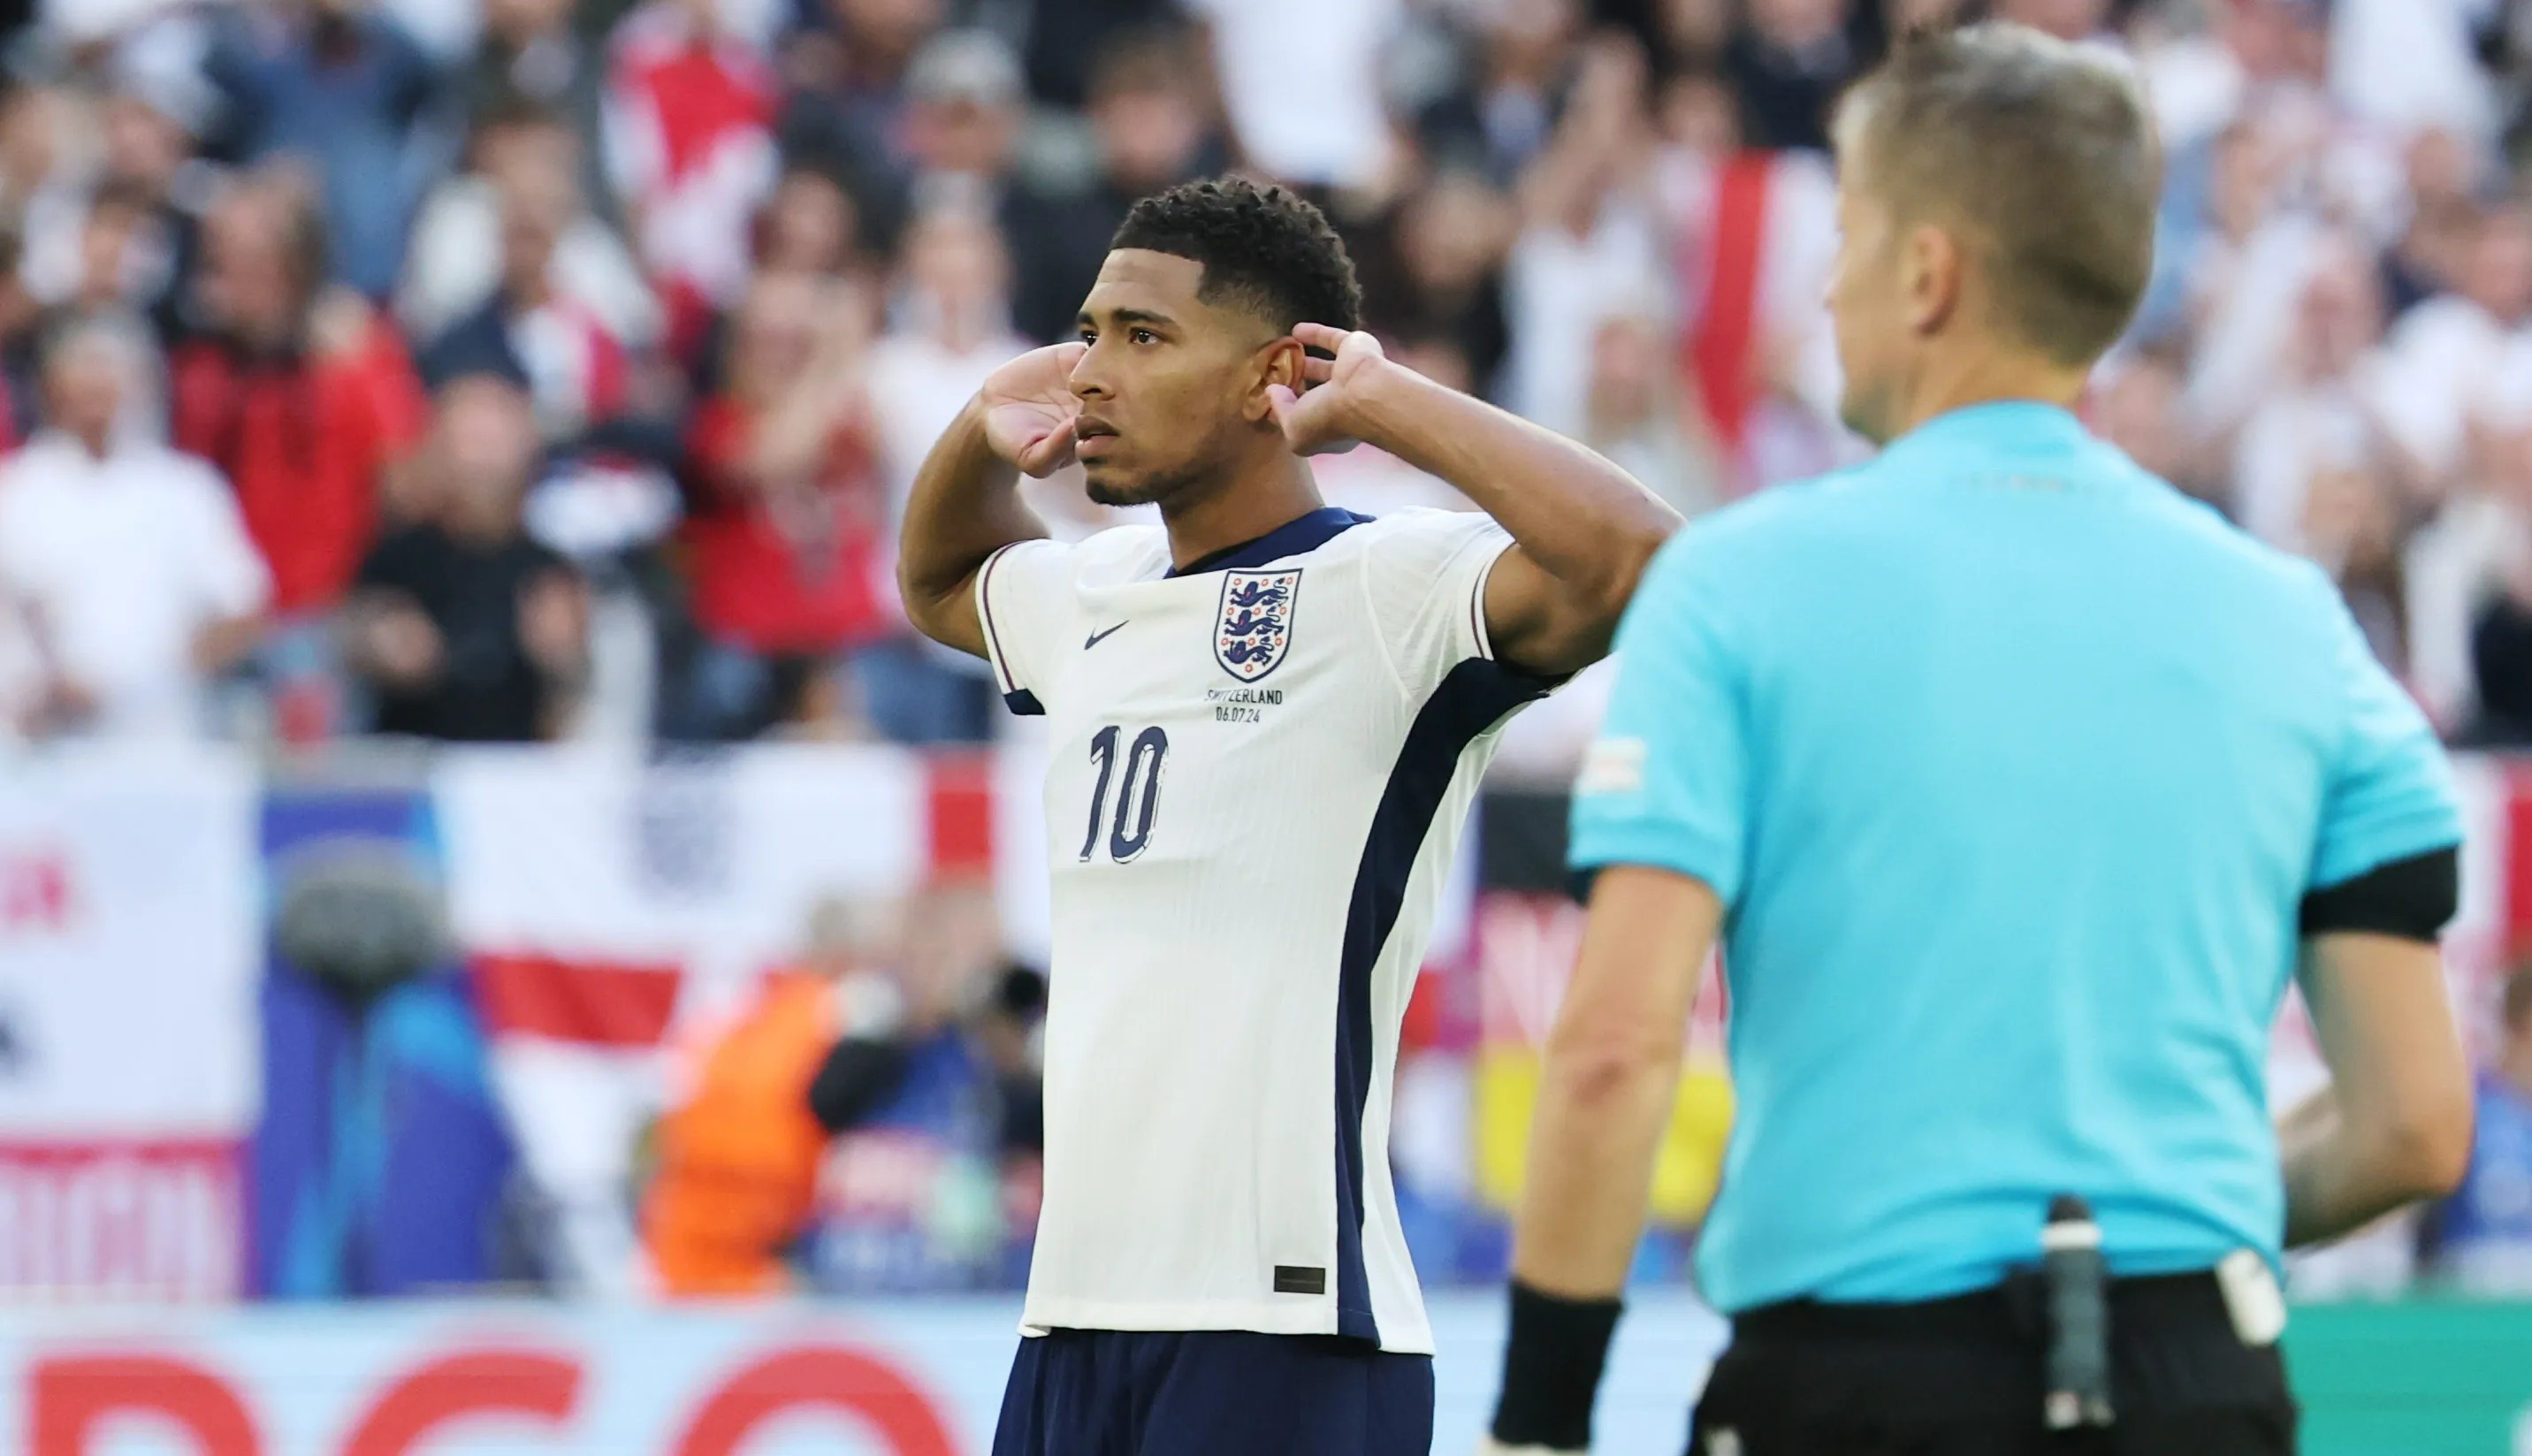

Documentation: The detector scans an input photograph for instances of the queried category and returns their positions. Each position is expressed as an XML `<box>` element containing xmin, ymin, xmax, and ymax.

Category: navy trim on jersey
<box><xmin>1168</xmin><ymin>507</ymin><xmax>1371</xmax><ymax>577</ymax></box>
<box><xmin>1332</xmin><ymin>656</ymin><xmax>1552</xmax><ymax>1340</ymax></box>
<box><xmin>979</xmin><ymin>545</ymin><xmax>1044</xmax><ymax>714</ymax></box>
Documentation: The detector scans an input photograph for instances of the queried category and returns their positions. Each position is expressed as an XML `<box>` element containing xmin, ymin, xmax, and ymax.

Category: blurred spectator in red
<box><xmin>421</xmin><ymin>149</ymin><xmax>632</xmax><ymax>446</ymax></box>
<box><xmin>646</xmin><ymin>890</ymin><xmax>908</xmax><ymax>1297</ymax></box>
<box><xmin>172</xmin><ymin>172</ymin><xmax>429</xmax><ymax>626</ymax></box>
<box><xmin>674</xmin><ymin>271</ymin><xmax>889</xmax><ymax>741</ymax></box>
<box><xmin>0</xmin><ymin>313</ymin><xmax>269</xmax><ymax>740</ymax></box>
<box><xmin>402</xmin><ymin>97</ymin><xmax>661</xmax><ymax>353</ymax></box>
<box><xmin>605</xmin><ymin>0</ymin><xmax>782</xmax><ymax>362</ymax></box>
<box><xmin>1009</xmin><ymin>26</ymin><xmax>1216</xmax><ymax>346</ymax></box>
<box><xmin>202</xmin><ymin>0</ymin><xmax>442</xmax><ymax>299</ymax></box>
<box><xmin>461</xmin><ymin>0</ymin><xmax>615</xmax><ymax>223</ymax></box>
<box><xmin>344</xmin><ymin>372</ymin><xmax>589</xmax><ymax>741</ymax></box>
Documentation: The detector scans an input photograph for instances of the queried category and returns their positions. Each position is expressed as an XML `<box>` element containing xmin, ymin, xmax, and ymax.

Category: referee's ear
<box><xmin>1901</xmin><ymin>221</ymin><xmax>1968</xmax><ymax>339</ymax></box>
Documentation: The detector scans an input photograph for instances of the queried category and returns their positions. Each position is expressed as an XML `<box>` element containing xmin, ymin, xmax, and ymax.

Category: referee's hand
<box><xmin>1476</xmin><ymin>1439</ymin><xmax>1583</xmax><ymax>1455</ymax></box>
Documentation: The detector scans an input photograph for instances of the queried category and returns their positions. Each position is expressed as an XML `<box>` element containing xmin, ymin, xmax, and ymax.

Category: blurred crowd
<box><xmin>2</xmin><ymin>0</ymin><xmax>2532</xmax><ymax>749</ymax></box>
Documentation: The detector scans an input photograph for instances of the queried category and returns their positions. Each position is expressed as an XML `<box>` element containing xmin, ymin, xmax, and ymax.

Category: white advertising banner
<box><xmin>0</xmin><ymin>1292</ymin><xmax>1727</xmax><ymax>1455</ymax></box>
<box><xmin>0</xmin><ymin>745</ymin><xmax>260</xmax><ymax>1302</ymax></box>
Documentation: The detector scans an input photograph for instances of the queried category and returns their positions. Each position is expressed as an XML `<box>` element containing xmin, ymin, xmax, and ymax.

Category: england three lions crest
<box><xmin>1216</xmin><ymin>568</ymin><xmax>1300</xmax><ymax>682</ymax></box>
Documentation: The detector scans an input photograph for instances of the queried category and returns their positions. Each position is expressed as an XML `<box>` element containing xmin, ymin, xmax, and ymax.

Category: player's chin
<box><xmin>1083</xmin><ymin>463</ymin><xmax>1161</xmax><ymax>508</ymax></box>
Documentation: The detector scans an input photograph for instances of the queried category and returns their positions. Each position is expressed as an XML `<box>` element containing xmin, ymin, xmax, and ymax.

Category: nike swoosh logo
<box><xmin>1083</xmin><ymin>622</ymin><xmax>1128</xmax><ymax>650</ymax></box>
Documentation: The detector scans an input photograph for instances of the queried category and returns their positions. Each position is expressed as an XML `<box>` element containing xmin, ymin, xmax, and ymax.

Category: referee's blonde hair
<box><xmin>1834</xmin><ymin>23</ymin><xmax>2161</xmax><ymax>369</ymax></box>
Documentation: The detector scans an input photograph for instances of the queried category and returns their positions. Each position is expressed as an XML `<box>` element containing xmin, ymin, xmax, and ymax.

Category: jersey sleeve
<box><xmin>1358</xmin><ymin>510</ymin><xmax>1517</xmax><ymax>697</ymax></box>
<box><xmin>975</xmin><ymin>538</ymin><xmax>1074</xmax><ymax>715</ymax></box>
<box><xmin>1567</xmin><ymin>531</ymin><xmax>1752</xmax><ymax>904</ymax></box>
<box><xmin>2310</xmin><ymin>596</ymin><xmax>2464</xmax><ymax>891</ymax></box>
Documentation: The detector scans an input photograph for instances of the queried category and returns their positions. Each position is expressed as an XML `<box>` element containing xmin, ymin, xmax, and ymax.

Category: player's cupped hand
<box><xmin>1267</xmin><ymin>321</ymin><xmax>1383</xmax><ymax>458</ymax></box>
<box><xmin>980</xmin><ymin>341</ymin><xmax>1089</xmax><ymax>477</ymax></box>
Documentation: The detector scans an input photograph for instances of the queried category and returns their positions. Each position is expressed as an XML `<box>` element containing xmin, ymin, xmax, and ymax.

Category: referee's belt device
<box><xmin>2036</xmin><ymin>1195</ymin><xmax>2114</xmax><ymax>1431</ymax></box>
<box><xmin>2025</xmin><ymin>1195</ymin><xmax>2289</xmax><ymax>1433</ymax></box>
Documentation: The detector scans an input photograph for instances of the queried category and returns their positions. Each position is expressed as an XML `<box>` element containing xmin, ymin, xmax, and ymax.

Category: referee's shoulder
<box><xmin>2111</xmin><ymin>455</ymin><xmax>2348</xmax><ymax>607</ymax></box>
<box><xmin>1651</xmin><ymin>465</ymin><xmax>1874</xmax><ymax>568</ymax></box>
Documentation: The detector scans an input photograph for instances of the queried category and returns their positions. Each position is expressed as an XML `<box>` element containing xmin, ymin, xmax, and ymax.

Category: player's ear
<box><xmin>1904</xmin><ymin>223</ymin><xmax>1964</xmax><ymax>337</ymax></box>
<box><xmin>1246</xmin><ymin>336</ymin><xmax>1306</xmax><ymax>424</ymax></box>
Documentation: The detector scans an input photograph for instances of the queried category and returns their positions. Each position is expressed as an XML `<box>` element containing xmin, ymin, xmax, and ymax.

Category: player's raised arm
<box><xmin>1266</xmin><ymin>324</ymin><xmax>1681</xmax><ymax>677</ymax></box>
<box><xmin>896</xmin><ymin>342</ymin><xmax>1084</xmax><ymax>658</ymax></box>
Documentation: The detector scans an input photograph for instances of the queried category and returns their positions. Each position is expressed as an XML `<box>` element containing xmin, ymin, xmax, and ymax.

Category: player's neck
<box><xmin>1885</xmin><ymin>347</ymin><xmax>2090</xmax><ymax>440</ymax></box>
<box><xmin>1159</xmin><ymin>454</ymin><xmax>1326</xmax><ymax>572</ymax></box>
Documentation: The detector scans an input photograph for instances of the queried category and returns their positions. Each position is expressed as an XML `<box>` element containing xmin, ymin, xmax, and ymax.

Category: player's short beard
<box><xmin>1086</xmin><ymin>461</ymin><xmax>1206</xmax><ymax>509</ymax></box>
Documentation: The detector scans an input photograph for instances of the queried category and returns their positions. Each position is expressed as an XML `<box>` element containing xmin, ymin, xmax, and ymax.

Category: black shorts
<box><xmin>1689</xmin><ymin>1271</ymin><xmax>2298</xmax><ymax>1456</ymax></box>
<box><xmin>991</xmin><ymin>1329</ymin><xmax>1434</xmax><ymax>1456</ymax></box>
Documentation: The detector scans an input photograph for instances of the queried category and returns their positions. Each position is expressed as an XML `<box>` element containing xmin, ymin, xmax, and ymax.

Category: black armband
<box><xmin>2299</xmin><ymin>844</ymin><xmax>2460</xmax><ymax>943</ymax></box>
<box><xmin>1489</xmin><ymin>1281</ymin><xmax>1622</xmax><ymax>1451</ymax></box>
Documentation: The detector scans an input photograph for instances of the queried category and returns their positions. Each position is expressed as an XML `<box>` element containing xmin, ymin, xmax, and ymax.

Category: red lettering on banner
<box><xmin>0</xmin><ymin>847</ymin><xmax>73</xmax><ymax>934</ymax></box>
<box><xmin>29</xmin><ymin>1353</ymin><xmax>259</xmax><ymax>1456</ymax></box>
<box><xmin>0</xmin><ymin>1142</ymin><xmax>241</xmax><ymax>1300</ymax></box>
<box><xmin>340</xmin><ymin>1350</ymin><xmax>582</xmax><ymax>1456</ymax></box>
<box><xmin>673</xmin><ymin>1345</ymin><xmax>957</xmax><ymax>1456</ymax></box>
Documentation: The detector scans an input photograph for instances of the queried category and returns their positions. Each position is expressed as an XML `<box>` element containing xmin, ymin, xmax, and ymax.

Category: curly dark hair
<box><xmin>1110</xmin><ymin>176</ymin><xmax>1362</xmax><ymax>335</ymax></box>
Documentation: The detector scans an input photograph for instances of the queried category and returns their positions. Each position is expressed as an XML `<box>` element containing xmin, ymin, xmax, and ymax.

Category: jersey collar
<box><xmin>1880</xmin><ymin>400</ymin><xmax>2092</xmax><ymax>469</ymax></box>
<box><xmin>1165</xmin><ymin>506</ymin><xmax>1371</xmax><ymax>577</ymax></box>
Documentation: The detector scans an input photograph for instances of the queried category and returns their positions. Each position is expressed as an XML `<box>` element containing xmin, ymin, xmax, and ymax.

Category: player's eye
<box><xmin>1077</xmin><ymin>329</ymin><xmax>1098</xmax><ymax>345</ymax></box>
<box><xmin>1129</xmin><ymin>328</ymin><xmax>1160</xmax><ymax>346</ymax></box>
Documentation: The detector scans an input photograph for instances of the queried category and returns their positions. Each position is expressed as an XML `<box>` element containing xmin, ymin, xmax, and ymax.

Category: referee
<box><xmin>1483</xmin><ymin>24</ymin><xmax>2475</xmax><ymax>1456</ymax></box>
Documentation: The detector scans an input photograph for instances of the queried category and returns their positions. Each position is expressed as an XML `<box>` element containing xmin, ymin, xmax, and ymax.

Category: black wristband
<box><xmin>1490</xmin><ymin>1280</ymin><xmax>1622</xmax><ymax>1450</ymax></box>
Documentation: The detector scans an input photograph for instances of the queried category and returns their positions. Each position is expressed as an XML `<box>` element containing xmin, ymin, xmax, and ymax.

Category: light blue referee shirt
<box><xmin>1569</xmin><ymin>401</ymin><xmax>2464</xmax><ymax>1314</ymax></box>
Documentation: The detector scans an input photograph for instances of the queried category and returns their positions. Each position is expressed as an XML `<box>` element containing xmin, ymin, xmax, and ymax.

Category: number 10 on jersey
<box><xmin>1079</xmin><ymin>726</ymin><xmax>1169</xmax><ymax>863</ymax></box>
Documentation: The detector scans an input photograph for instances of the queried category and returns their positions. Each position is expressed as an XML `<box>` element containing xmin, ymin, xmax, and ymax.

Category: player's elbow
<box><xmin>1540</xmin><ymin>1018</ymin><xmax>1682</xmax><ymax>1117</ymax></box>
<box><xmin>2347</xmin><ymin>1072</ymin><xmax>2475</xmax><ymax>1204</ymax></box>
<box><xmin>896</xmin><ymin>558</ymin><xmax>967</xmax><ymax>648</ymax></box>
<box><xmin>1582</xmin><ymin>514</ymin><xmax>1673</xmax><ymax>629</ymax></box>
<box><xmin>2373</xmin><ymin>1085</ymin><xmax>2475</xmax><ymax>1201</ymax></box>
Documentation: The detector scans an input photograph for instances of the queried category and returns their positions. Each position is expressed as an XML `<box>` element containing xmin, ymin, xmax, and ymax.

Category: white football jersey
<box><xmin>976</xmin><ymin>507</ymin><xmax>1543</xmax><ymax>1354</ymax></box>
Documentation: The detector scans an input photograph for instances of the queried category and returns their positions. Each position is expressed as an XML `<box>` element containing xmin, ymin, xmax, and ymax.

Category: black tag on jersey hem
<box><xmin>1273</xmin><ymin>1265</ymin><xmax>1328</xmax><ymax>1295</ymax></box>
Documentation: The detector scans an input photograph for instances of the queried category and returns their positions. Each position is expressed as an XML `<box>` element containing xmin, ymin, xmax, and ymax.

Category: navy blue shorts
<box><xmin>990</xmin><ymin>1330</ymin><xmax>1435</xmax><ymax>1456</ymax></box>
